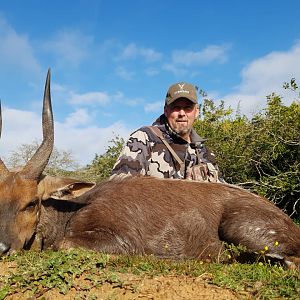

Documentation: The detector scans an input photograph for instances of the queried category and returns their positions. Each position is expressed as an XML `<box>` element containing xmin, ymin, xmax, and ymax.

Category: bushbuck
<box><xmin>0</xmin><ymin>70</ymin><xmax>299</xmax><ymax>269</ymax></box>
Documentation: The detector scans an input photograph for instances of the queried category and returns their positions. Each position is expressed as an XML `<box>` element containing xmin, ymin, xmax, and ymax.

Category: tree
<box><xmin>7</xmin><ymin>140</ymin><xmax>79</xmax><ymax>176</ymax></box>
<box><xmin>249</xmin><ymin>94</ymin><xmax>300</xmax><ymax>216</ymax></box>
<box><xmin>194</xmin><ymin>98</ymin><xmax>255</xmax><ymax>183</ymax></box>
<box><xmin>83</xmin><ymin>136</ymin><xmax>125</xmax><ymax>182</ymax></box>
<box><xmin>194</xmin><ymin>81</ymin><xmax>300</xmax><ymax>217</ymax></box>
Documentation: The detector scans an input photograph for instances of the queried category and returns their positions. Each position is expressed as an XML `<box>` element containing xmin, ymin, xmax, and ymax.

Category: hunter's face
<box><xmin>164</xmin><ymin>98</ymin><xmax>199</xmax><ymax>142</ymax></box>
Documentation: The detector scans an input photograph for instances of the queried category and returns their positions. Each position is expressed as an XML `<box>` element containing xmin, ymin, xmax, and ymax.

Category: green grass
<box><xmin>294</xmin><ymin>218</ymin><xmax>300</xmax><ymax>226</ymax></box>
<box><xmin>0</xmin><ymin>249</ymin><xmax>299</xmax><ymax>299</ymax></box>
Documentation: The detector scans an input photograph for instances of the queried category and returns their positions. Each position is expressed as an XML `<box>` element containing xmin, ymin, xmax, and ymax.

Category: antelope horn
<box><xmin>0</xmin><ymin>101</ymin><xmax>10</xmax><ymax>180</ymax></box>
<box><xmin>21</xmin><ymin>69</ymin><xmax>54</xmax><ymax>179</ymax></box>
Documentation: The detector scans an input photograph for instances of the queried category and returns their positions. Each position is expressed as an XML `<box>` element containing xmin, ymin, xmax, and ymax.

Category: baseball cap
<box><xmin>165</xmin><ymin>82</ymin><xmax>198</xmax><ymax>106</ymax></box>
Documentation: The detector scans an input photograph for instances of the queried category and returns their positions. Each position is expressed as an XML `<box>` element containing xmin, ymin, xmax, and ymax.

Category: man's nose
<box><xmin>178</xmin><ymin>108</ymin><xmax>186</xmax><ymax>115</ymax></box>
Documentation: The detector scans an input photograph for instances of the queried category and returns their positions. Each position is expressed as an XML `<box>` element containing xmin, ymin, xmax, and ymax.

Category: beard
<box><xmin>172</xmin><ymin>121</ymin><xmax>192</xmax><ymax>137</ymax></box>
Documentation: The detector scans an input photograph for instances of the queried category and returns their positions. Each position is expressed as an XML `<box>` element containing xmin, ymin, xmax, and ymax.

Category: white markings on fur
<box><xmin>266</xmin><ymin>253</ymin><xmax>284</xmax><ymax>259</ymax></box>
<box><xmin>0</xmin><ymin>242</ymin><xmax>8</xmax><ymax>253</ymax></box>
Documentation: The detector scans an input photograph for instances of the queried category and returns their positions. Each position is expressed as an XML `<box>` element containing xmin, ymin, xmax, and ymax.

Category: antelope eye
<box><xmin>25</xmin><ymin>198</ymin><xmax>39</xmax><ymax>211</ymax></box>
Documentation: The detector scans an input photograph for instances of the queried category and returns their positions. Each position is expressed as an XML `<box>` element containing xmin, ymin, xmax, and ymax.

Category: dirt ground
<box><xmin>1</xmin><ymin>261</ymin><xmax>250</xmax><ymax>300</ymax></box>
<box><xmin>6</xmin><ymin>274</ymin><xmax>247</xmax><ymax>300</ymax></box>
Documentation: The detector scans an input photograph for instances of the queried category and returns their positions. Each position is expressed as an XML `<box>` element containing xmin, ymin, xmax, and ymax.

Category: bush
<box><xmin>194</xmin><ymin>81</ymin><xmax>300</xmax><ymax>217</ymax></box>
<box><xmin>83</xmin><ymin>136</ymin><xmax>125</xmax><ymax>182</ymax></box>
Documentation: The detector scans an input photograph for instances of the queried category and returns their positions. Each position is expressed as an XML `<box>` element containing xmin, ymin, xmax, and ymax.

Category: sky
<box><xmin>0</xmin><ymin>0</ymin><xmax>300</xmax><ymax>166</ymax></box>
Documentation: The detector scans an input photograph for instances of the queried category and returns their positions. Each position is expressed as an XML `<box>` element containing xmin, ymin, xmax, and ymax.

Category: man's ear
<box><xmin>38</xmin><ymin>175</ymin><xmax>96</xmax><ymax>200</ymax></box>
<box><xmin>195</xmin><ymin>104</ymin><xmax>200</xmax><ymax>119</ymax></box>
<box><xmin>164</xmin><ymin>105</ymin><xmax>169</xmax><ymax>117</ymax></box>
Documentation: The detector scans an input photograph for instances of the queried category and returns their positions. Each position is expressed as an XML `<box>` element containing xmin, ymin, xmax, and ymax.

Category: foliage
<box><xmin>0</xmin><ymin>249</ymin><xmax>299</xmax><ymax>299</ymax></box>
<box><xmin>82</xmin><ymin>136</ymin><xmax>125</xmax><ymax>182</ymax></box>
<box><xmin>195</xmin><ymin>99</ymin><xmax>253</xmax><ymax>183</ymax></box>
<box><xmin>250</xmin><ymin>95</ymin><xmax>300</xmax><ymax>215</ymax></box>
<box><xmin>7</xmin><ymin>141</ymin><xmax>79</xmax><ymax>176</ymax></box>
<box><xmin>194</xmin><ymin>79</ymin><xmax>300</xmax><ymax>217</ymax></box>
<box><xmin>5</xmin><ymin>135</ymin><xmax>124</xmax><ymax>183</ymax></box>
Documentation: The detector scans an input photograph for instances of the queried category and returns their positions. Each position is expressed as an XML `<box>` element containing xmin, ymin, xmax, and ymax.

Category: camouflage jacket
<box><xmin>111</xmin><ymin>115</ymin><xmax>222</xmax><ymax>181</ymax></box>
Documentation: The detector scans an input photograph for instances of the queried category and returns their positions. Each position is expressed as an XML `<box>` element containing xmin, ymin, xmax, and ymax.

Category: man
<box><xmin>111</xmin><ymin>82</ymin><xmax>222</xmax><ymax>182</ymax></box>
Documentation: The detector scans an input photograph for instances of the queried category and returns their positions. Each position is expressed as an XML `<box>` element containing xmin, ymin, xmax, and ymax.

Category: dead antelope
<box><xmin>0</xmin><ymin>71</ymin><xmax>299</xmax><ymax>269</ymax></box>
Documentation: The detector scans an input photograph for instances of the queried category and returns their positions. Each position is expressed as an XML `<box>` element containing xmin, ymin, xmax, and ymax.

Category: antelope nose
<box><xmin>0</xmin><ymin>242</ymin><xmax>10</xmax><ymax>255</ymax></box>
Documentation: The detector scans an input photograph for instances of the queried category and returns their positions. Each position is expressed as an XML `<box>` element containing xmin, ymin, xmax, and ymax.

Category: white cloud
<box><xmin>54</xmin><ymin>121</ymin><xmax>131</xmax><ymax>166</ymax></box>
<box><xmin>112</xmin><ymin>91</ymin><xmax>144</xmax><ymax>107</ymax></box>
<box><xmin>118</xmin><ymin>43</ymin><xmax>162</xmax><ymax>62</ymax></box>
<box><xmin>145</xmin><ymin>67</ymin><xmax>159</xmax><ymax>76</ymax></box>
<box><xmin>50</xmin><ymin>82</ymin><xmax>112</xmax><ymax>108</ymax></box>
<box><xmin>52</xmin><ymin>82</ymin><xmax>69</xmax><ymax>93</ymax></box>
<box><xmin>64</xmin><ymin>108</ymin><xmax>92</xmax><ymax>127</ymax></box>
<box><xmin>125</xmin><ymin>98</ymin><xmax>143</xmax><ymax>106</ymax></box>
<box><xmin>0</xmin><ymin>107</ymin><xmax>43</xmax><ymax>165</ymax></box>
<box><xmin>43</xmin><ymin>29</ymin><xmax>93</xmax><ymax>67</ymax></box>
<box><xmin>162</xmin><ymin>63</ymin><xmax>188</xmax><ymax>76</ymax></box>
<box><xmin>162</xmin><ymin>44</ymin><xmax>230</xmax><ymax>76</ymax></box>
<box><xmin>1</xmin><ymin>107</ymin><xmax>41</xmax><ymax>148</ymax></box>
<box><xmin>113</xmin><ymin>91</ymin><xmax>125</xmax><ymax>101</ymax></box>
<box><xmin>0</xmin><ymin>106</ymin><xmax>132</xmax><ymax>166</ymax></box>
<box><xmin>172</xmin><ymin>44</ymin><xmax>230</xmax><ymax>66</ymax></box>
<box><xmin>144</xmin><ymin>101</ymin><xmax>163</xmax><ymax>113</ymax></box>
<box><xmin>0</xmin><ymin>16</ymin><xmax>40</xmax><ymax>73</ymax></box>
<box><xmin>222</xmin><ymin>42</ymin><xmax>300</xmax><ymax>115</ymax></box>
<box><xmin>139</xmin><ymin>48</ymin><xmax>162</xmax><ymax>62</ymax></box>
<box><xmin>53</xmin><ymin>82</ymin><xmax>142</xmax><ymax>110</ymax></box>
<box><xmin>115</xmin><ymin>66</ymin><xmax>135</xmax><ymax>80</ymax></box>
<box><xmin>68</xmin><ymin>91</ymin><xmax>110</xmax><ymax>106</ymax></box>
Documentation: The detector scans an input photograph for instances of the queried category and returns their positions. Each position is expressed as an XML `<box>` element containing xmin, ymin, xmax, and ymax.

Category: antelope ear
<box><xmin>38</xmin><ymin>175</ymin><xmax>96</xmax><ymax>200</ymax></box>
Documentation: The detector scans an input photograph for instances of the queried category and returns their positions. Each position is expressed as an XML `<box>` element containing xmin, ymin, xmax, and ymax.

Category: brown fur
<box><xmin>1</xmin><ymin>167</ymin><xmax>299</xmax><ymax>268</ymax></box>
<box><xmin>0</xmin><ymin>174</ymin><xmax>39</xmax><ymax>252</ymax></box>
<box><xmin>53</xmin><ymin>176</ymin><xmax>300</xmax><ymax>267</ymax></box>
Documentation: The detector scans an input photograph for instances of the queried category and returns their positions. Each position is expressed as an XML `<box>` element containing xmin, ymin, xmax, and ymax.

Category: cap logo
<box><xmin>174</xmin><ymin>83</ymin><xmax>190</xmax><ymax>96</ymax></box>
<box><xmin>178</xmin><ymin>83</ymin><xmax>185</xmax><ymax>90</ymax></box>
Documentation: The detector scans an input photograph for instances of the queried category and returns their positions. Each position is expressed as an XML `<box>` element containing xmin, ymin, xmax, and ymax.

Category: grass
<box><xmin>0</xmin><ymin>248</ymin><xmax>299</xmax><ymax>299</ymax></box>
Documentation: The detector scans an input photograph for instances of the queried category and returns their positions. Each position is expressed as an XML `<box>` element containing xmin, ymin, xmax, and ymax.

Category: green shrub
<box><xmin>194</xmin><ymin>81</ymin><xmax>300</xmax><ymax>217</ymax></box>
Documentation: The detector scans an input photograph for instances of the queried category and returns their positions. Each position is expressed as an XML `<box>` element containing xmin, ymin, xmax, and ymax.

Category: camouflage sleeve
<box><xmin>110</xmin><ymin>129</ymin><xmax>152</xmax><ymax>177</ymax></box>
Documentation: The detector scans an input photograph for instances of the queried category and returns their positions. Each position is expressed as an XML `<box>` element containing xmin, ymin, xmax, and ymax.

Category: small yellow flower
<box><xmin>264</xmin><ymin>246</ymin><xmax>269</xmax><ymax>251</ymax></box>
<box><xmin>274</xmin><ymin>241</ymin><xmax>279</xmax><ymax>247</ymax></box>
